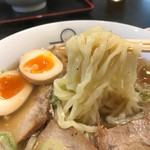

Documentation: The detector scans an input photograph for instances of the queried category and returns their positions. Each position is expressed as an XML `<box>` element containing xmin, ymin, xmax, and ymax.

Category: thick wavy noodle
<box><xmin>54</xmin><ymin>26</ymin><xmax>142</xmax><ymax>133</ymax></box>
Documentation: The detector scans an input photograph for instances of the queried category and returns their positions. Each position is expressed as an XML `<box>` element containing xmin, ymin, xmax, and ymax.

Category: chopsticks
<box><xmin>127</xmin><ymin>39</ymin><xmax>150</xmax><ymax>52</ymax></box>
<box><xmin>49</xmin><ymin>39</ymin><xmax>150</xmax><ymax>53</ymax></box>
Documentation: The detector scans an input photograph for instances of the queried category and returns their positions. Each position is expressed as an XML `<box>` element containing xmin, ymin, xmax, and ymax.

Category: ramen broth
<box><xmin>137</xmin><ymin>57</ymin><xmax>150</xmax><ymax>86</ymax></box>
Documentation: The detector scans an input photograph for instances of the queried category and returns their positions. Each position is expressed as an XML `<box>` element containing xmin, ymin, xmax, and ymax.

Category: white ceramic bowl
<box><xmin>0</xmin><ymin>20</ymin><xmax>150</xmax><ymax>71</ymax></box>
<box><xmin>3</xmin><ymin>0</ymin><xmax>47</xmax><ymax>12</ymax></box>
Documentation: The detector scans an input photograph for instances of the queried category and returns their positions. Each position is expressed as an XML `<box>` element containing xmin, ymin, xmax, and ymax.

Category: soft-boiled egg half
<box><xmin>19</xmin><ymin>49</ymin><xmax>63</xmax><ymax>85</ymax></box>
<box><xmin>0</xmin><ymin>70</ymin><xmax>33</xmax><ymax>116</ymax></box>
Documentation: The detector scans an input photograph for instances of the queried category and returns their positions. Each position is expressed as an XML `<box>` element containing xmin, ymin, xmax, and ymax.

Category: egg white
<box><xmin>19</xmin><ymin>49</ymin><xmax>63</xmax><ymax>85</ymax></box>
<box><xmin>0</xmin><ymin>70</ymin><xmax>33</xmax><ymax>116</ymax></box>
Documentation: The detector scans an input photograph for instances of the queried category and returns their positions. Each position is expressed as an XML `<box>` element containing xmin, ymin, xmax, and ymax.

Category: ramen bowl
<box><xmin>1</xmin><ymin>20</ymin><xmax>150</xmax><ymax>71</ymax></box>
<box><xmin>3</xmin><ymin>0</ymin><xmax>47</xmax><ymax>13</ymax></box>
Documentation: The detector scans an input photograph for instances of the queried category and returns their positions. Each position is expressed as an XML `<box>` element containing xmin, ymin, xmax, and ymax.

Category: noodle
<box><xmin>54</xmin><ymin>26</ymin><xmax>142</xmax><ymax>133</ymax></box>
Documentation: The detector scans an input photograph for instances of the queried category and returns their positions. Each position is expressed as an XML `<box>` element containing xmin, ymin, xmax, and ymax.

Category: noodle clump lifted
<box><xmin>54</xmin><ymin>26</ymin><xmax>142</xmax><ymax>133</ymax></box>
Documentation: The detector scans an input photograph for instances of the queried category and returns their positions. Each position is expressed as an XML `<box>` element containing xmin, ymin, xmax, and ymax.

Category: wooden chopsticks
<box><xmin>49</xmin><ymin>39</ymin><xmax>150</xmax><ymax>53</ymax></box>
<box><xmin>127</xmin><ymin>39</ymin><xmax>150</xmax><ymax>52</ymax></box>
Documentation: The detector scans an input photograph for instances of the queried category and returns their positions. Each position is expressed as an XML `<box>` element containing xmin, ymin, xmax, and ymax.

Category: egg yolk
<box><xmin>23</xmin><ymin>54</ymin><xmax>54</xmax><ymax>74</ymax></box>
<box><xmin>0</xmin><ymin>75</ymin><xmax>26</xmax><ymax>100</ymax></box>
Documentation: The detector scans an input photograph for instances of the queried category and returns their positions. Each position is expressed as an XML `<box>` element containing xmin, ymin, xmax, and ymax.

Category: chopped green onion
<box><xmin>134</xmin><ymin>84</ymin><xmax>150</xmax><ymax>102</ymax></box>
<box><xmin>50</xmin><ymin>93</ymin><xmax>58</xmax><ymax>104</ymax></box>
<box><xmin>140</xmin><ymin>89</ymin><xmax>150</xmax><ymax>102</ymax></box>
<box><xmin>47</xmin><ymin>89</ymin><xmax>59</xmax><ymax>106</ymax></box>
<box><xmin>0</xmin><ymin>131</ymin><xmax>17</xmax><ymax>150</ymax></box>
<box><xmin>60</xmin><ymin>84</ymin><xmax>67</xmax><ymax>91</ymax></box>
<box><xmin>0</xmin><ymin>69</ymin><xmax>8</xmax><ymax>73</ymax></box>
<box><xmin>40</xmin><ymin>140</ymin><xmax>65</xmax><ymax>150</ymax></box>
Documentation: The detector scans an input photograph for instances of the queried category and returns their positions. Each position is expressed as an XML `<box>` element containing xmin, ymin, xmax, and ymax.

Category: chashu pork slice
<box><xmin>16</xmin><ymin>85</ymin><xmax>52</xmax><ymax>143</ymax></box>
<box><xmin>33</xmin><ymin>120</ymin><xmax>97</xmax><ymax>150</ymax></box>
<box><xmin>95</xmin><ymin>112</ymin><xmax>150</xmax><ymax>150</ymax></box>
